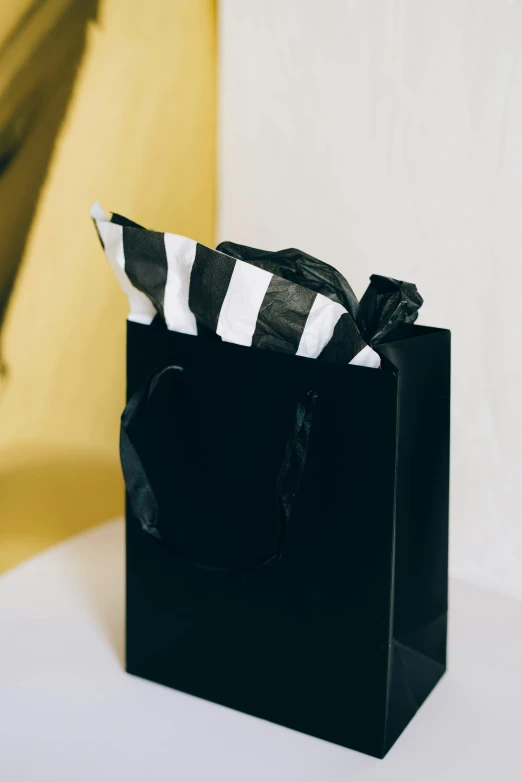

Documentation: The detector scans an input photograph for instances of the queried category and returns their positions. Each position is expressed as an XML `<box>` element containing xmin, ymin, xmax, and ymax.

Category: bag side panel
<box><xmin>380</xmin><ymin>328</ymin><xmax>450</xmax><ymax>754</ymax></box>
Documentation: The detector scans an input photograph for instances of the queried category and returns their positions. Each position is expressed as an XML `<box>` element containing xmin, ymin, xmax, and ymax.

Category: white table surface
<box><xmin>1</xmin><ymin>519</ymin><xmax>521</xmax><ymax>782</ymax></box>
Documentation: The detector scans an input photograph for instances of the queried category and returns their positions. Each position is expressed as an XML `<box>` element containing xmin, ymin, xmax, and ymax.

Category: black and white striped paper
<box><xmin>91</xmin><ymin>203</ymin><xmax>380</xmax><ymax>368</ymax></box>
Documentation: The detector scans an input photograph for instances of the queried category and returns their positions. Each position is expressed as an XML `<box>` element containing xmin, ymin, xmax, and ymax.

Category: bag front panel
<box><xmin>125</xmin><ymin>322</ymin><xmax>398</xmax><ymax>756</ymax></box>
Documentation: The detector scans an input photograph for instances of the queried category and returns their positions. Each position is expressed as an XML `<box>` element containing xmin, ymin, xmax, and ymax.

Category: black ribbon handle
<box><xmin>121</xmin><ymin>365</ymin><xmax>317</xmax><ymax>572</ymax></box>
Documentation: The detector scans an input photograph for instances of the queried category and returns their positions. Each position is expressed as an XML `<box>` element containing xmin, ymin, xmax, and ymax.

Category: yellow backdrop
<box><xmin>0</xmin><ymin>0</ymin><xmax>216</xmax><ymax>571</ymax></box>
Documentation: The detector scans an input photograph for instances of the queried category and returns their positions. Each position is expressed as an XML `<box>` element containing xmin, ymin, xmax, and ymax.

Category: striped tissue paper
<box><xmin>91</xmin><ymin>202</ymin><xmax>381</xmax><ymax>369</ymax></box>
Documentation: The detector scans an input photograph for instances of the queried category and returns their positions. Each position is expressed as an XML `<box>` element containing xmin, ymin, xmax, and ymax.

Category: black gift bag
<box><xmin>123</xmin><ymin>319</ymin><xmax>450</xmax><ymax>759</ymax></box>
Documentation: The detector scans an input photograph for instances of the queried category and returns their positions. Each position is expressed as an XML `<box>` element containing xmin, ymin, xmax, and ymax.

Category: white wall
<box><xmin>218</xmin><ymin>0</ymin><xmax>522</xmax><ymax>600</ymax></box>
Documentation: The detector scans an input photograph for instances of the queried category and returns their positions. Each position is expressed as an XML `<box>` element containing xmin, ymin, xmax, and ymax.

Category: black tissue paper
<box><xmin>357</xmin><ymin>274</ymin><xmax>423</xmax><ymax>345</ymax></box>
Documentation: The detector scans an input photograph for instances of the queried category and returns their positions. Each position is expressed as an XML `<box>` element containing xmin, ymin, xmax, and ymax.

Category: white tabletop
<box><xmin>1</xmin><ymin>519</ymin><xmax>521</xmax><ymax>781</ymax></box>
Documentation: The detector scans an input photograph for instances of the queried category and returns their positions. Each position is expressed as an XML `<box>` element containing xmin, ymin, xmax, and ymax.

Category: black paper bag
<box><xmin>122</xmin><ymin>318</ymin><xmax>450</xmax><ymax>759</ymax></box>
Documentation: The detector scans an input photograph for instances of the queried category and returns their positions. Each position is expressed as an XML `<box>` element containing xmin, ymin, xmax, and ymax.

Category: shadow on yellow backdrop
<box><xmin>0</xmin><ymin>0</ymin><xmax>99</xmax><ymax>322</ymax></box>
<box><xmin>0</xmin><ymin>0</ymin><xmax>217</xmax><ymax>571</ymax></box>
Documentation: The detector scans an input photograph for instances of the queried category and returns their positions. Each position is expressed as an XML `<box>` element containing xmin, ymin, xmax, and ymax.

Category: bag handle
<box><xmin>121</xmin><ymin>365</ymin><xmax>317</xmax><ymax>572</ymax></box>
